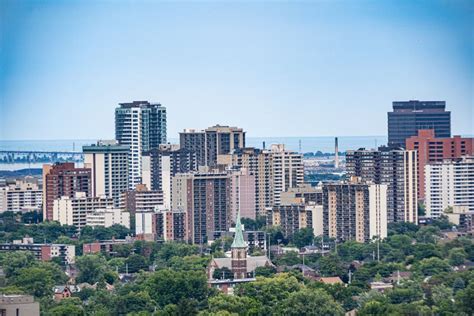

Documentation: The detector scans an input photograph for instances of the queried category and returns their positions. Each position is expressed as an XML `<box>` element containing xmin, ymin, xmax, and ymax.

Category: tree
<box><xmin>387</xmin><ymin>281</ymin><xmax>423</xmax><ymax>304</ymax></box>
<box><xmin>75</xmin><ymin>255</ymin><xmax>108</xmax><ymax>284</ymax></box>
<box><xmin>10</xmin><ymin>267</ymin><xmax>55</xmax><ymax>298</ymax></box>
<box><xmin>415</xmin><ymin>226</ymin><xmax>441</xmax><ymax>244</ymax></box>
<box><xmin>291</xmin><ymin>227</ymin><xmax>314</xmax><ymax>248</ymax></box>
<box><xmin>318</xmin><ymin>254</ymin><xmax>344</xmax><ymax>277</ymax></box>
<box><xmin>145</xmin><ymin>269</ymin><xmax>209</xmax><ymax>307</ymax></box>
<box><xmin>452</xmin><ymin>277</ymin><xmax>465</xmax><ymax>293</ymax></box>
<box><xmin>158</xmin><ymin>242</ymin><xmax>199</xmax><ymax>262</ymax></box>
<box><xmin>255</xmin><ymin>266</ymin><xmax>277</xmax><ymax>277</ymax></box>
<box><xmin>113</xmin><ymin>291</ymin><xmax>156</xmax><ymax>315</ymax></box>
<box><xmin>275</xmin><ymin>288</ymin><xmax>344</xmax><ymax>316</ymax></box>
<box><xmin>448</xmin><ymin>248</ymin><xmax>466</xmax><ymax>266</ymax></box>
<box><xmin>414</xmin><ymin>257</ymin><xmax>451</xmax><ymax>277</ymax></box>
<box><xmin>48</xmin><ymin>298</ymin><xmax>84</xmax><ymax>316</ymax></box>
<box><xmin>213</xmin><ymin>267</ymin><xmax>233</xmax><ymax>280</ymax></box>
<box><xmin>0</xmin><ymin>251</ymin><xmax>35</xmax><ymax>278</ymax></box>
<box><xmin>274</xmin><ymin>251</ymin><xmax>300</xmax><ymax>266</ymax></box>
<box><xmin>125</xmin><ymin>254</ymin><xmax>149</xmax><ymax>273</ymax></box>
<box><xmin>207</xmin><ymin>294</ymin><xmax>262</xmax><ymax>315</ymax></box>
<box><xmin>455</xmin><ymin>283</ymin><xmax>474</xmax><ymax>315</ymax></box>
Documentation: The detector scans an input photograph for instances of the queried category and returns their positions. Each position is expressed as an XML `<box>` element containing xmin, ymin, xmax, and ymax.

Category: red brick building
<box><xmin>42</xmin><ymin>163</ymin><xmax>91</xmax><ymax>221</ymax></box>
<box><xmin>406</xmin><ymin>129</ymin><xmax>474</xmax><ymax>199</ymax></box>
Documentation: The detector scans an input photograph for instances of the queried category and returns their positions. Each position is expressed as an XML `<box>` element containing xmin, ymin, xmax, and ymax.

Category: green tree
<box><xmin>455</xmin><ymin>282</ymin><xmax>474</xmax><ymax>315</ymax></box>
<box><xmin>145</xmin><ymin>269</ymin><xmax>209</xmax><ymax>307</ymax></box>
<box><xmin>274</xmin><ymin>251</ymin><xmax>300</xmax><ymax>266</ymax></box>
<box><xmin>212</xmin><ymin>267</ymin><xmax>233</xmax><ymax>280</ymax></box>
<box><xmin>448</xmin><ymin>248</ymin><xmax>466</xmax><ymax>266</ymax></box>
<box><xmin>207</xmin><ymin>294</ymin><xmax>261</xmax><ymax>315</ymax></box>
<box><xmin>275</xmin><ymin>288</ymin><xmax>344</xmax><ymax>316</ymax></box>
<box><xmin>113</xmin><ymin>291</ymin><xmax>156</xmax><ymax>315</ymax></box>
<box><xmin>291</xmin><ymin>227</ymin><xmax>314</xmax><ymax>248</ymax></box>
<box><xmin>318</xmin><ymin>254</ymin><xmax>344</xmax><ymax>277</ymax></box>
<box><xmin>76</xmin><ymin>255</ymin><xmax>108</xmax><ymax>284</ymax></box>
<box><xmin>125</xmin><ymin>254</ymin><xmax>149</xmax><ymax>273</ymax></box>
<box><xmin>48</xmin><ymin>298</ymin><xmax>84</xmax><ymax>316</ymax></box>
<box><xmin>414</xmin><ymin>257</ymin><xmax>451</xmax><ymax>277</ymax></box>
<box><xmin>254</xmin><ymin>266</ymin><xmax>277</xmax><ymax>277</ymax></box>
<box><xmin>10</xmin><ymin>266</ymin><xmax>55</xmax><ymax>297</ymax></box>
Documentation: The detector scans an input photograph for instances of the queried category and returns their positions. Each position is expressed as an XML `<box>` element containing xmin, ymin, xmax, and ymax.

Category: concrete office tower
<box><xmin>425</xmin><ymin>156</ymin><xmax>474</xmax><ymax>218</ymax></box>
<box><xmin>229</xmin><ymin>168</ymin><xmax>256</xmax><ymax>220</ymax></box>
<box><xmin>346</xmin><ymin>147</ymin><xmax>418</xmax><ymax>223</ymax></box>
<box><xmin>53</xmin><ymin>193</ymin><xmax>114</xmax><ymax>229</ymax></box>
<box><xmin>142</xmin><ymin>144</ymin><xmax>197</xmax><ymax>208</ymax></box>
<box><xmin>270</xmin><ymin>144</ymin><xmax>304</xmax><ymax>206</ymax></box>
<box><xmin>322</xmin><ymin>182</ymin><xmax>388</xmax><ymax>243</ymax></box>
<box><xmin>0</xmin><ymin>177</ymin><xmax>42</xmax><ymax>212</ymax></box>
<box><xmin>121</xmin><ymin>184</ymin><xmax>164</xmax><ymax>216</ymax></box>
<box><xmin>43</xmin><ymin>163</ymin><xmax>92</xmax><ymax>221</ymax></box>
<box><xmin>83</xmin><ymin>140</ymin><xmax>129</xmax><ymax>206</ymax></box>
<box><xmin>231</xmin><ymin>147</ymin><xmax>273</xmax><ymax>216</ymax></box>
<box><xmin>179</xmin><ymin>125</ymin><xmax>246</xmax><ymax>167</ymax></box>
<box><xmin>172</xmin><ymin>171</ymin><xmax>231</xmax><ymax>244</ymax></box>
<box><xmin>388</xmin><ymin>100</ymin><xmax>451</xmax><ymax>148</ymax></box>
<box><xmin>406</xmin><ymin>129</ymin><xmax>474</xmax><ymax>200</ymax></box>
<box><xmin>115</xmin><ymin>101</ymin><xmax>167</xmax><ymax>189</ymax></box>
<box><xmin>335</xmin><ymin>137</ymin><xmax>339</xmax><ymax>168</ymax></box>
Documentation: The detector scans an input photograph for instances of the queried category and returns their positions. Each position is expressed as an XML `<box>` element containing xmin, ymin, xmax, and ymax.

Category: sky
<box><xmin>1</xmin><ymin>0</ymin><xmax>473</xmax><ymax>140</ymax></box>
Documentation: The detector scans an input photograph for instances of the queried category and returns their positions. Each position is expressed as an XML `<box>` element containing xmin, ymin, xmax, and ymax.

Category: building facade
<box><xmin>346</xmin><ymin>147</ymin><xmax>418</xmax><ymax>223</ymax></box>
<box><xmin>179</xmin><ymin>125</ymin><xmax>245</xmax><ymax>167</ymax></box>
<box><xmin>388</xmin><ymin>100</ymin><xmax>451</xmax><ymax>148</ymax></box>
<box><xmin>172</xmin><ymin>172</ymin><xmax>231</xmax><ymax>244</ymax></box>
<box><xmin>83</xmin><ymin>140</ymin><xmax>129</xmax><ymax>206</ymax></box>
<box><xmin>135</xmin><ymin>209</ymin><xmax>186</xmax><ymax>241</ymax></box>
<box><xmin>85</xmin><ymin>208</ymin><xmax>130</xmax><ymax>228</ymax></box>
<box><xmin>406</xmin><ymin>129</ymin><xmax>474</xmax><ymax>199</ymax></box>
<box><xmin>53</xmin><ymin>193</ymin><xmax>114</xmax><ymax>229</ymax></box>
<box><xmin>425</xmin><ymin>157</ymin><xmax>474</xmax><ymax>218</ymax></box>
<box><xmin>142</xmin><ymin>144</ymin><xmax>197</xmax><ymax>207</ymax></box>
<box><xmin>121</xmin><ymin>184</ymin><xmax>164</xmax><ymax>216</ymax></box>
<box><xmin>43</xmin><ymin>163</ymin><xmax>92</xmax><ymax>221</ymax></box>
<box><xmin>0</xmin><ymin>238</ymin><xmax>75</xmax><ymax>265</ymax></box>
<box><xmin>266</xmin><ymin>204</ymin><xmax>314</xmax><ymax>240</ymax></box>
<box><xmin>323</xmin><ymin>183</ymin><xmax>388</xmax><ymax>242</ymax></box>
<box><xmin>115</xmin><ymin>101</ymin><xmax>167</xmax><ymax>189</ymax></box>
<box><xmin>0</xmin><ymin>178</ymin><xmax>42</xmax><ymax>213</ymax></box>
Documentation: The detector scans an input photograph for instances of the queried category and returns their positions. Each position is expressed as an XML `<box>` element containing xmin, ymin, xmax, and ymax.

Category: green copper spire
<box><xmin>231</xmin><ymin>210</ymin><xmax>246</xmax><ymax>248</ymax></box>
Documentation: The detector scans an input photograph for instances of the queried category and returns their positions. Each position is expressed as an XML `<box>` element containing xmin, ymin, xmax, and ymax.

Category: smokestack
<box><xmin>335</xmin><ymin>137</ymin><xmax>339</xmax><ymax>169</ymax></box>
<box><xmin>263</xmin><ymin>141</ymin><xmax>266</xmax><ymax>149</ymax></box>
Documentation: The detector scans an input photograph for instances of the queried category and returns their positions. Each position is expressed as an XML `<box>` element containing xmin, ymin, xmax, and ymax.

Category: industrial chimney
<box><xmin>335</xmin><ymin>137</ymin><xmax>339</xmax><ymax>168</ymax></box>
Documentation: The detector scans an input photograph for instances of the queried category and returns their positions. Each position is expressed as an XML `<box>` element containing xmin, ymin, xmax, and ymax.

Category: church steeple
<box><xmin>231</xmin><ymin>210</ymin><xmax>246</xmax><ymax>248</ymax></box>
<box><xmin>231</xmin><ymin>210</ymin><xmax>247</xmax><ymax>279</ymax></box>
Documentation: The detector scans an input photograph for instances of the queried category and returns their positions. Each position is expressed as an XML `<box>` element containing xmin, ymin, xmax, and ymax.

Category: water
<box><xmin>0</xmin><ymin>136</ymin><xmax>387</xmax><ymax>171</ymax></box>
<box><xmin>0</xmin><ymin>136</ymin><xmax>387</xmax><ymax>153</ymax></box>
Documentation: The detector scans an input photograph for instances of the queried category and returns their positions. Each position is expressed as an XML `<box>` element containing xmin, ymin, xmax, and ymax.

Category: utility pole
<box><xmin>348</xmin><ymin>270</ymin><xmax>352</xmax><ymax>284</ymax></box>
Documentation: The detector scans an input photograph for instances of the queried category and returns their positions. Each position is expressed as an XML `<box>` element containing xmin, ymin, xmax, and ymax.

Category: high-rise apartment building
<box><xmin>115</xmin><ymin>101</ymin><xmax>167</xmax><ymax>189</ymax></box>
<box><xmin>121</xmin><ymin>184</ymin><xmax>164</xmax><ymax>216</ymax></box>
<box><xmin>425</xmin><ymin>157</ymin><xmax>474</xmax><ymax>218</ymax></box>
<box><xmin>172</xmin><ymin>171</ymin><xmax>231</xmax><ymax>244</ymax></box>
<box><xmin>270</xmin><ymin>144</ymin><xmax>304</xmax><ymax>206</ymax></box>
<box><xmin>229</xmin><ymin>168</ymin><xmax>256</xmax><ymax>220</ymax></box>
<box><xmin>388</xmin><ymin>100</ymin><xmax>451</xmax><ymax>148</ymax></box>
<box><xmin>346</xmin><ymin>147</ymin><xmax>418</xmax><ymax>223</ymax></box>
<box><xmin>406</xmin><ymin>129</ymin><xmax>474</xmax><ymax>199</ymax></box>
<box><xmin>323</xmin><ymin>183</ymin><xmax>388</xmax><ymax>242</ymax></box>
<box><xmin>43</xmin><ymin>163</ymin><xmax>92</xmax><ymax>221</ymax></box>
<box><xmin>231</xmin><ymin>147</ymin><xmax>273</xmax><ymax>216</ymax></box>
<box><xmin>179</xmin><ymin>125</ymin><xmax>245</xmax><ymax>167</ymax></box>
<box><xmin>83</xmin><ymin>140</ymin><xmax>129</xmax><ymax>206</ymax></box>
<box><xmin>266</xmin><ymin>204</ymin><xmax>314</xmax><ymax>239</ymax></box>
<box><xmin>142</xmin><ymin>144</ymin><xmax>197</xmax><ymax>207</ymax></box>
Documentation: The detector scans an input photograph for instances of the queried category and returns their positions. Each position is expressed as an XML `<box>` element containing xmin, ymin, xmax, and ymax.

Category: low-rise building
<box><xmin>0</xmin><ymin>238</ymin><xmax>75</xmax><ymax>265</ymax></box>
<box><xmin>85</xmin><ymin>208</ymin><xmax>130</xmax><ymax>228</ymax></box>
<box><xmin>0</xmin><ymin>294</ymin><xmax>40</xmax><ymax>316</ymax></box>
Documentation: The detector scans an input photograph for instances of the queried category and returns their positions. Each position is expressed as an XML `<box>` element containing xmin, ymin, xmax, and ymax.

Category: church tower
<box><xmin>231</xmin><ymin>210</ymin><xmax>247</xmax><ymax>279</ymax></box>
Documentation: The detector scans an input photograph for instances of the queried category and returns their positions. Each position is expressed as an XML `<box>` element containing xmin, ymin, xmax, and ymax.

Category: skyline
<box><xmin>1</xmin><ymin>0</ymin><xmax>473</xmax><ymax>140</ymax></box>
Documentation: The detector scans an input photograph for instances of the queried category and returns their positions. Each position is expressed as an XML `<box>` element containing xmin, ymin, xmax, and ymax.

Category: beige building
<box><xmin>85</xmin><ymin>208</ymin><xmax>130</xmax><ymax>228</ymax></box>
<box><xmin>0</xmin><ymin>177</ymin><xmax>42</xmax><ymax>213</ymax></box>
<box><xmin>83</xmin><ymin>140</ymin><xmax>129</xmax><ymax>207</ymax></box>
<box><xmin>0</xmin><ymin>294</ymin><xmax>40</xmax><ymax>316</ymax></box>
<box><xmin>53</xmin><ymin>193</ymin><xmax>114</xmax><ymax>229</ymax></box>
<box><xmin>323</xmin><ymin>182</ymin><xmax>388</xmax><ymax>243</ymax></box>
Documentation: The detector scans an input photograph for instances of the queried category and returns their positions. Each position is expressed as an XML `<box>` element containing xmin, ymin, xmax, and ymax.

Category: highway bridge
<box><xmin>0</xmin><ymin>150</ymin><xmax>84</xmax><ymax>164</ymax></box>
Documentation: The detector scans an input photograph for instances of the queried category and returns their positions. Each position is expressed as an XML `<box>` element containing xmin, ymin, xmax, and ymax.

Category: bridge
<box><xmin>0</xmin><ymin>150</ymin><xmax>84</xmax><ymax>164</ymax></box>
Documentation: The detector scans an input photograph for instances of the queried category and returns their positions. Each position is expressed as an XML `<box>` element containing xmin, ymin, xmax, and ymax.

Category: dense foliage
<box><xmin>0</xmin><ymin>212</ymin><xmax>473</xmax><ymax>315</ymax></box>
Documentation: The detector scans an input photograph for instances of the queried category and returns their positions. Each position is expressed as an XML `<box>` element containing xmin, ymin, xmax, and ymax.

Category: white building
<box><xmin>53</xmin><ymin>192</ymin><xmax>114</xmax><ymax>229</ymax></box>
<box><xmin>115</xmin><ymin>101</ymin><xmax>167</xmax><ymax>189</ymax></box>
<box><xmin>0</xmin><ymin>178</ymin><xmax>42</xmax><ymax>213</ymax></box>
<box><xmin>83</xmin><ymin>140</ymin><xmax>129</xmax><ymax>206</ymax></box>
<box><xmin>270</xmin><ymin>144</ymin><xmax>304</xmax><ymax>206</ymax></box>
<box><xmin>86</xmin><ymin>208</ymin><xmax>130</xmax><ymax>228</ymax></box>
<box><xmin>369</xmin><ymin>184</ymin><xmax>388</xmax><ymax>240</ymax></box>
<box><xmin>425</xmin><ymin>156</ymin><xmax>474</xmax><ymax>218</ymax></box>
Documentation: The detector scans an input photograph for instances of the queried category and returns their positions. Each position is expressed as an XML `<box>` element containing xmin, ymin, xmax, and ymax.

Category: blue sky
<box><xmin>1</xmin><ymin>0</ymin><xmax>473</xmax><ymax>140</ymax></box>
